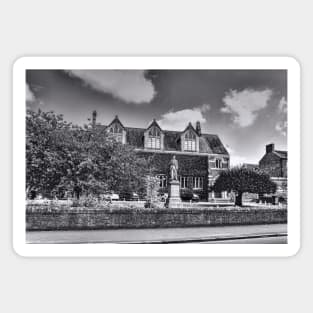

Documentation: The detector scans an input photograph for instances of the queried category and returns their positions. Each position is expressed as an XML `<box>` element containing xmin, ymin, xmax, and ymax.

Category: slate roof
<box><xmin>242</xmin><ymin>163</ymin><xmax>259</xmax><ymax>169</ymax></box>
<box><xmin>107</xmin><ymin>115</ymin><xmax>126</xmax><ymax>130</ymax></box>
<box><xmin>99</xmin><ymin>115</ymin><xmax>228</xmax><ymax>155</ymax></box>
<box><xmin>125</xmin><ymin>126</ymin><xmax>228</xmax><ymax>155</ymax></box>
<box><xmin>274</xmin><ymin>150</ymin><xmax>288</xmax><ymax>159</ymax></box>
<box><xmin>202</xmin><ymin>134</ymin><xmax>229</xmax><ymax>155</ymax></box>
<box><xmin>125</xmin><ymin>127</ymin><xmax>145</xmax><ymax>147</ymax></box>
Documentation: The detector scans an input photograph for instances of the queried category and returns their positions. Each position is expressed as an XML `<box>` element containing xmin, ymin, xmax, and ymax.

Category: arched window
<box><xmin>108</xmin><ymin>123</ymin><xmax>123</xmax><ymax>142</ymax></box>
<box><xmin>184</xmin><ymin>130</ymin><xmax>196</xmax><ymax>151</ymax></box>
<box><xmin>147</xmin><ymin>126</ymin><xmax>161</xmax><ymax>149</ymax></box>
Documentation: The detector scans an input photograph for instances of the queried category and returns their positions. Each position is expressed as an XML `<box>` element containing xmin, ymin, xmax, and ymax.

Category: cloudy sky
<box><xmin>26</xmin><ymin>69</ymin><xmax>287</xmax><ymax>165</ymax></box>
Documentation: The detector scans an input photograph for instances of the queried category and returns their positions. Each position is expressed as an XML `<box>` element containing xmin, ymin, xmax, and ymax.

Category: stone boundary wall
<box><xmin>26</xmin><ymin>206</ymin><xmax>287</xmax><ymax>231</ymax></box>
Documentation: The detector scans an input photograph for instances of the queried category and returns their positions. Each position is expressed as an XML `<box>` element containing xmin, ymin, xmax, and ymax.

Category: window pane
<box><xmin>180</xmin><ymin>176</ymin><xmax>188</xmax><ymax>188</ymax></box>
<box><xmin>192</xmin><ymin>177</ymin><xmax>203</xmax><ymax>189</ymax></box>
<box><xmin>147</xmin><ymin>127</ymin><xmax>161</xmax><ymax>149</ymax></box>
<box><xmin>184</xmin><ymin>139</ymin><xmax>196</xmax><ymax>151</ymax></box>
<box><xmin>215</xmin><ymin>159</ymin><xmax>222</xmax><ymax>168</ymax></box>
<box><xmin>109</xmin><ymin>123</ymin><xmax>123</xmax><ymax>134</ymax></box>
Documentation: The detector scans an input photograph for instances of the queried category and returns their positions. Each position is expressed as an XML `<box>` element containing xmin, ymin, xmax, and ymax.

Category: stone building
<box><xmin>259</xmin><ymin>143</ymin><xmax>288</xmax><ymax>199</ymax></box>
<box><xmin>259</xmin><ymin>143</ymin><xmax>287</xmax><ymax>178</ymax></box>
<box><xmin>102</xmin><ymin>114</ymin><xmax>230</xmax><ymax>201</ymax></box>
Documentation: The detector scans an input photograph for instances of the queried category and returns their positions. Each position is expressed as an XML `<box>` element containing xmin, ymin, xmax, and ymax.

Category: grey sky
<box><xmin>26</xmin><ymin>69</ymin><xmax>287</xmax><ymax>165</ymax></box>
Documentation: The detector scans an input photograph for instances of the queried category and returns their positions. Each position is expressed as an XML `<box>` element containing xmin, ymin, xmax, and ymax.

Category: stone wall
<box><xmin>26</xmin><ymin>206</ymin><xmax>287</xmax><ymax>231</ymax></box>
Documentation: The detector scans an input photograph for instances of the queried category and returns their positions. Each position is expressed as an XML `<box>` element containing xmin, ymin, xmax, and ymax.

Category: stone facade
<box><xmin>101</xmin><ymin>115</ymin><xmax>230</xmax><ymax>201</ymax></box>
<box><xmin>259</xmin><ymin>143</ymin><xmax>288</xmax><ymax>201</ymax></box>
<box><xmin>137</xmin><ymin>151</ymin><xmax>209</xmax><ymax>200</ymax></box>
<box><xmin>259</xmin><ymin>143</ymin><xmax>287</xmax><ymax>178</ymax></box>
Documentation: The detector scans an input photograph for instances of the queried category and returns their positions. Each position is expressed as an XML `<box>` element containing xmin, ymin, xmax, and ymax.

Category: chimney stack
<box><xmin>196</xmin><ymin>121</ymin><xmax>201</xmax><ymax>135</ymax></box>
<box><xmin>92</xmin><ymin>110</ymin><xmax>97</xmax><ymax>128</ymax></box>
<box><xmin>266</xmin><ymin>143</ymin><xmax>275</xmax><ymax>154</ymax></box>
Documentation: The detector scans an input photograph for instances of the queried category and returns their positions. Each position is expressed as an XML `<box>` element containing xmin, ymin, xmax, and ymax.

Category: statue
<box><xmin>167</xmin><ymin>155</ymin><xmax>181</xmax><ymax>208</ymax></box>
<box><xmin>169</xmin><ymin>155</ymin><xmax>178</xmax><ymax>181</ymax></box>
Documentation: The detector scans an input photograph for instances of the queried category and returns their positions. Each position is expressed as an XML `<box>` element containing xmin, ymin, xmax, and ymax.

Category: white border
<box><xmin>13</xmin><ymin>57</ymin><xmax>300</xmax><ymax>257</ymax></box>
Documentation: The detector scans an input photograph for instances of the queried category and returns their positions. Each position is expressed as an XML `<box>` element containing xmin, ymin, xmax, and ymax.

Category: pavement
<box><xmin>203</xmin><ymin>236</ymin><xmax>287</xmax><ymax>244</ymax></box>
<box><xmin>26</xmin><ymin>223</ymin><xmax>287</xmax><ymax>244</ymax></box>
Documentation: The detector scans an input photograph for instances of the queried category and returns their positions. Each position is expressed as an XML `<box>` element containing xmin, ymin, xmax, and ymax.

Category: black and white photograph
<box><xmin>13</xmin><ymin>57</ymin><xmax>299</xmax><ymax>256</ymax></box>
<box><xmin>4</xmin><ymin>1</ymin><xmax>311</xmax><ymax>312</ymax></box>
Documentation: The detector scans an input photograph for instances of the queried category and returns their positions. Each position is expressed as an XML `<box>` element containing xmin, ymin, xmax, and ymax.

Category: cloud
<box><xmin>221</xmin><ymin>88</ymin><xmax>273</xmax><ymax>127</ymax></box>
<box><xmin>275</xmin><ymin>96</ymin><xmax>287</xmax><ymax>136</ymax></box>
<box><xmin>230</xmin><ymin>155</ymin><xmax>249</xmax><ymax>167</ymax></box>
<box><xmin>157</xmin><ymin>104</ymin><xmax>210</xmax><ymax>131</ymax></box>
<box><xmin>26</xmin><ymin>83</ymin><xmax>45</xmax><ymax>110</ymax></box>
<box><xmin>278</xmin><ymin>96</ymin><xmax>287</xmax><ymax>113</ymax></box>
<box><xmin>200</xmin><ymin>103</ymin><xmax>211</xmax><ymax>112</ymax></box>
<box><xmin>66</xmin><ymin>70</ymin><xmax>155</xmax><ymax>104</ymax></box>
<box><xmin>26</xmin><ymin>83</ymin><xmax>35</xmax><ymax>102</ymax></box>
<box><xmin>225</xmin><ymin>145</ymin><xmax>248</xmax><ymax>167</ymax></box>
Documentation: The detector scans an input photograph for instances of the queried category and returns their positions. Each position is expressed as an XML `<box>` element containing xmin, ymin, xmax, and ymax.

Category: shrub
<box><xmin>72</xmin><ymin>195</ymin><xmax>100</xmax><ymax>207</ymax></box>
<box><xmin>144</xmin><ymin>200</ymin><xmax>164</xmax><ymax>209</ymax></box>
<box><xmin>181</xmin><ymin>188</ymin><xmax>193</xmax><ymax>201</ymax></box>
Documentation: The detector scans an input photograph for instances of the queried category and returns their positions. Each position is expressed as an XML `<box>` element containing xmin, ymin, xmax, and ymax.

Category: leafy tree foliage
<box><xmin>26</xmin><ymin>109</ymin><xmax>71</xmax><ymax>198</ymax></box>
<box><xmin>144</xmin><ymin>175</ymin><xmax>160</xmax><ymax>207</ymax></box>
<box><xmin>26</xmin><ymin>109</ymin><xmax>153</xmax><ymax>199</ymax></box>
<box><xmin>213</xmin><ymin>167</ymin><xmax>277</xmax><ymax>206</ymax></box>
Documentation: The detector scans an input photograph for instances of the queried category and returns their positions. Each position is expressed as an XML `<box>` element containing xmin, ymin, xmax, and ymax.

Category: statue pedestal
<box><xmin>167</xmin><ymin>180</ymin><xmax>182</xmax><ymax>208</ymax></box>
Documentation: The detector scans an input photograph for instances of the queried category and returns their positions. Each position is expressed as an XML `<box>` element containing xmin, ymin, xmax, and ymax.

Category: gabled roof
<box><xmin>107</xmin><ymin>115</ymin><xmax>125</xmax><ymax>130</ymax></box>
<box><xmin>274</xmin><ymin>150</ymin><xmax>287</xmax><ymax>159</ymax></box>
<box><xmin>146</xmin><ymin>119</ymin><xmax>163</xmax><ymax>132</ymax></box>
<box><xmin>182</xmin><ymin>122</ymin><xmax>198</xmax><ymax>136</ymax></box>
<box><xmin>124</xmin><ymin>127</ymin><xmax>228</xmax><ymax>155</ymax></box>
<box><xmin>102</xmin><ymin>117</ymin><xmax>229</xmax><ymax>155</ymax></box>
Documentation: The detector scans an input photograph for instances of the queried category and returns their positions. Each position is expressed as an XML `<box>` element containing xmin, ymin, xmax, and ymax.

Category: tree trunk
<box><xmin>235</xmin><ymin>192</ymin><xmax>243</xmax><ymax>206</ymax></box>
<box><xmin>74</xmin><ymin>186</ymin><xmax>81</xmax><ymax>199</ymax></box>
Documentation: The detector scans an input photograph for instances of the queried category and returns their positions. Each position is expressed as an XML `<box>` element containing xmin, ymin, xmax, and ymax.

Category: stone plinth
<box><xmin>167</xmin><ymin>180</ymin><xmax>182</xmax><ymax>208</ymax></box>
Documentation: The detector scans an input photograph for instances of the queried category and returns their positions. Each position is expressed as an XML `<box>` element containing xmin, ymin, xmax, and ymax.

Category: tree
<box><xmin>145</xmin><ymin>175</ymin><xmax>160</xmax><ymax>206</ymax></box>
<box><xmin>26</xmin><ymin>109</ymin><xmax>153</xmax><ymax>199</ymax></box>
<box><xmin>55</xmin><ymin>123</ymin><xmax>114</xmax><ymax>198</ymax></box>
<box><xmin>213</xmin><ymin>167</ymin><xmax>277</xmax><ymax>206</ymax></box>
<box><xmin>26</xmin><ymin>109</ymin><xmax>73</xmax><ymax>198</ymax></box>
<box><xmin>103</xmin><ymin>142</ymin><xmax>153</xmax><ymax>198</ymax></box>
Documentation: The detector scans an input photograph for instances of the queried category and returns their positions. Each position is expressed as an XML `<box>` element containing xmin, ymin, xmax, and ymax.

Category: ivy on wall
<box><xmin>137</xmin><ymin>151</ymin><xmax>209</xmax><ymax>200</ymax></box>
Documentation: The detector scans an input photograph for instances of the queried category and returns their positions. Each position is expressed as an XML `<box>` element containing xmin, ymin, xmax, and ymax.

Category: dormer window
<box><xmin>108</xmin><ymin>123</ymin><xmax>123</xmax><ymax>143</ymax></box>
<box><xmin>144</xmin><ymin>119</ymin><xmax>164</xmax><ymax>150</ymax></box>
<box><xmin>147</xmin><ymin>126</ymin><xmax>161</xmax><ymax>149</ymax></box>
<box><xmin>184</xmin><ymin>130</ymin><xmax>196</xmax><ymax>151</ymax></box>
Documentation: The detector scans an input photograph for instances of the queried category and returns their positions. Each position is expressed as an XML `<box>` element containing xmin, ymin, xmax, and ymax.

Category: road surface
<box><xmin>26</xmin><ymin>224</ymin><xmax>287</xmax><ymax>244</ymax></box>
